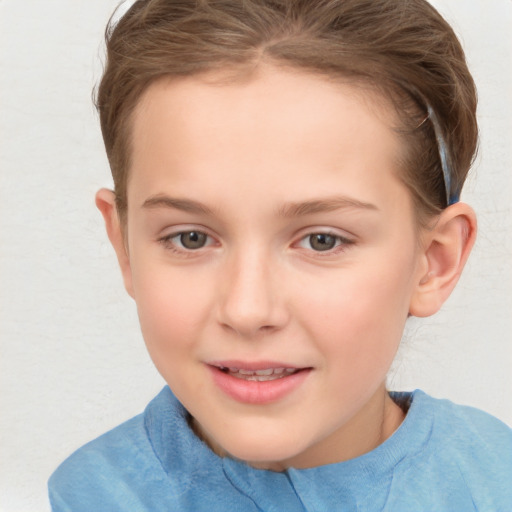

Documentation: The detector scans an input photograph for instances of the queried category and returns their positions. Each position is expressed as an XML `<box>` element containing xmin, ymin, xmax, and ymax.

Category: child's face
<box><xmin>119</xmin><ymin>67</ymin><xmax>428</xmax><ymax>469</ymax></box>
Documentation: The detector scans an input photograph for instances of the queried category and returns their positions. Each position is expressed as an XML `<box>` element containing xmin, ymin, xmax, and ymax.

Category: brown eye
<box><xmin>308</xmin><ymin>233</ymin><xmax>337</xmax><ymax>251</ymax></box>
<box><xmin>179</xmin><ymin>231</ymin><xmax>208</xmax><ymax>249</ymax></box>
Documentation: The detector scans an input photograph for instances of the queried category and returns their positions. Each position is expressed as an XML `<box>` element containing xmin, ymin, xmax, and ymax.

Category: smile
<box><xmin>218</xmin><ymin>366</ymin><xmax>299</xmax><ymax>381</ymax></box>
<box><xmin>208</xmin><ymin>362</ymin><xmax>312</xmax><ymax>404</ymax></box>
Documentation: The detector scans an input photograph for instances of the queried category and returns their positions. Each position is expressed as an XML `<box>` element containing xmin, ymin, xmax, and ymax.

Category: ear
<box><xmin>409</xmin><ymin>202</ymin><xmax>477</xmax><ymax>317</ymax></box>
<box><xmin>95</xmin><ymin>188</ymin><xmax>134</xmax><ymax>298</ymax></box>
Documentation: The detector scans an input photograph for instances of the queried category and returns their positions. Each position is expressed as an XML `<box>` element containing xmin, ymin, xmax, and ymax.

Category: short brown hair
<box><xmin>96</xmin><ymin>0</ymin><xmax>478</xmax><ymax>225</ymax></box>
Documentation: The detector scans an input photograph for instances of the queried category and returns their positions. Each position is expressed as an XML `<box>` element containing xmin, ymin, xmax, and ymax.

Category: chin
<box><xmin>219</xmin><ymin>431</ymin><xmax>307</xmax><ymax>469</ymax></box>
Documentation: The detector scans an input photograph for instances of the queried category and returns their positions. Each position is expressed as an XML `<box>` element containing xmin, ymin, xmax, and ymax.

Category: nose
<box><xmin>217</xmin><ymin>246</ymin><xmax>289</xmax><ymax>338</ymax></box>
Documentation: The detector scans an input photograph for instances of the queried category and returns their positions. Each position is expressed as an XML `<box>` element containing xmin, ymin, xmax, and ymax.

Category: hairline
<box><xmin>117</xmin><ymin>61</ymin><xmax>424</xmax><ymax>220</ymax></box>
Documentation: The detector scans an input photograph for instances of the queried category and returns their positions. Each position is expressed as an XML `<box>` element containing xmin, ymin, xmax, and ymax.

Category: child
<box><xmin>48</xmin><ymin>0</ymin><xmax>512</xmax><ymax>510</ymax></box>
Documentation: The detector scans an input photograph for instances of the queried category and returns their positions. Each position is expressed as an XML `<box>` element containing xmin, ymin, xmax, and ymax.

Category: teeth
<box><xmin>254</xmin><ymin>368</ymin><xmax>274</xmax><ymax>376</ymax></box>
<box><xmin>246</xmin><ymin>375</ymin><xmax>278</xmax><ymax>381</ymax></box>
<box><xmin>222</xmin><ymin>367</ymin><xmax>299</xmax><ymax>381</ymax></box>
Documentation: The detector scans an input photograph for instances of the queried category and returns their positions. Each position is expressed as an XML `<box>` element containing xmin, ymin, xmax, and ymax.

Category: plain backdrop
<box><xmin>1</xmin><ymin>1</ymin><xmax>511</xmax><ymax>510</ymax></box>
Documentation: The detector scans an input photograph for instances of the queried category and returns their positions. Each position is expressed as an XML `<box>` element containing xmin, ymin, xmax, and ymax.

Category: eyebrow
<box><xmin>141</xmin><ymin>195</ymin><xmax>215</xmax><ymax>215</ymax></box>
<box><xmin>277</xmin><ymin>196</ymin><xmax>378</xmax><ymax>217</ymax></box>
<box><xmin>141</xmin><ymin>194</ymin><xmax>378</xmax><ymax>218</ymax></box>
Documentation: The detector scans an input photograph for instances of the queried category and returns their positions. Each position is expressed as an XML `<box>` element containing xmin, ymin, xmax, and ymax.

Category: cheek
<box><xmin>295</xmin><ymin>257</ymin><xmax>415</xmax><ymax>367</ymax></box>
<box><xmin>130</xmin><ymin>260</ymin><xmax>215</xmax><ymax>363</ymax></box>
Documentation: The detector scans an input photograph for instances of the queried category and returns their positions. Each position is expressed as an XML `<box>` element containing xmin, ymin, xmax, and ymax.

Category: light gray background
<box><xmin>1</xmin><ymin>1</ymin><xmax>511</xmax><ymax>510</ymax></box>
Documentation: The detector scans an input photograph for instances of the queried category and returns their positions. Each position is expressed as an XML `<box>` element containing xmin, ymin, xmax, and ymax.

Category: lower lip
<box><xmin>208</xmin><ymin>366</ymin><xmax>311</xmax><ymax>404</ymax></box>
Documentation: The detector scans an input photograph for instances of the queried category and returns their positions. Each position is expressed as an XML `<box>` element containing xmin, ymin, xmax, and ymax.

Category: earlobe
<box><xmin>409</xmin><ymin>202</ymin><xmax>477</xmax><ymax>317</ymax></box>
<box><xmin>95</xmin><ymin>188</ymin><xmax>135</xmax><ymax>298</ymax></box>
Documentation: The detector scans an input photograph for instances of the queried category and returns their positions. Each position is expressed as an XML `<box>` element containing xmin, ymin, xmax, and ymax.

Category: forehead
<box><xmin>127</xmin><ymin>65</ymin><xmax>408</xmax><ymax>217</ymax></box>
<box><xmin>132</xmin><ymin>66</ymin><xmax>397</xmax><ymax>147</ymax></box>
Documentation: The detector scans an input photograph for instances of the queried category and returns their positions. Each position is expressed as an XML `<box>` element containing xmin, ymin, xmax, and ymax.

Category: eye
<box><xmin>308</xmin><ymin>233</ymin><xmax>337</xmax><ymax>251</ymax></box>
<box><xmin>297</xmin><ymin>232</ymin><xmax>353</xmax><ymax>252</ymax></box>
<box><xmin>160</xmin><ymin>230</ymin><xmax>213</xmax><ymax>251</ymax></box>
<box><xmin>178</xmin><ymin>231</ymin><xmax>208</xmax><ymax>249</ymax></box>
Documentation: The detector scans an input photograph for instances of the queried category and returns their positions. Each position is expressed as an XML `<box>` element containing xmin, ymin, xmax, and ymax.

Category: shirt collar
<box><xmin>144</xmin><ymin>387</ymin><xmax>434</xmax><ymax>510</ymax></box>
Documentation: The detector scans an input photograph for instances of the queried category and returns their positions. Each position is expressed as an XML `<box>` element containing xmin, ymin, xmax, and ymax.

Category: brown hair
<box><xmin>96</xmin><ymin>0</ymin><xmax>478</xmax><ymax>225</ymax></box>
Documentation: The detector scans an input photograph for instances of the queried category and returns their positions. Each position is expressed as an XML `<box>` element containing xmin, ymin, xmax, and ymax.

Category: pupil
<box><xmin>310</xmin><ymin>234</ymin><xmax>336</xmax><ymax>251</ymax></box>
<box><xmin>181</xmin><ymin>231</ymin><xmax>206</xmax><ymax>249</ymax></box>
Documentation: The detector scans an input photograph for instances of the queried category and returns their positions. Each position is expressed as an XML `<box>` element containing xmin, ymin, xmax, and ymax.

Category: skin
<box><xmin>97</xmin><ymin>65</ymin><xmax>476</xmax><ymax>471</ymax></box>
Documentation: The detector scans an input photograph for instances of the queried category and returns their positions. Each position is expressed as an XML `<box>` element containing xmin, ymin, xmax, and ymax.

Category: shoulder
<box><xmin>48</xmin><ymin>387</ymin><xmax>249</xmax><ymax>512</ymax></box>
<box><xmin>48</xmin><ymin>390</ymin><xmax>176</xmax><ymax>511</ymax></box>
<box><xmin>389</xmin><ymin>390</ymin><xmax>512</xmax><ymax>512</ymax></box>
<box><xmin>49</xmin><ymin>413</ymin><xmax>149</xmax><ymax>477</ymax></box>
<box><xmin>414</xmin><ymin>390</ymin><xmax>512</xmax><ymax>452</ymax></box>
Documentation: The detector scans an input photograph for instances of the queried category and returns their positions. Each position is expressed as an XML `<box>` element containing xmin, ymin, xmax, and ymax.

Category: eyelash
<box><xmin>157</xmin><ymin>229</ymin><xmax>355</xmax><ymax>256</ymax></box>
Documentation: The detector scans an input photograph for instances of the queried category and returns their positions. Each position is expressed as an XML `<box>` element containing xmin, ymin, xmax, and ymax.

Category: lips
<box><xmin>208</xmin><ymin>361</ymin><xmax>311</xmax><ymax>404</ymax></box>
<box><xmin>217</xmin><ymin>366</ymin><xmax>299</xmax><ymax>381</ymax></box>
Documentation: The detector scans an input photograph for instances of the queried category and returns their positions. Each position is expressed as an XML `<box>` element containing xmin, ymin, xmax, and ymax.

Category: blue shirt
<box><xmin>49</xmin><ymin>387</ymin><xmax>512</xmax><ymax>511</ymax></box>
